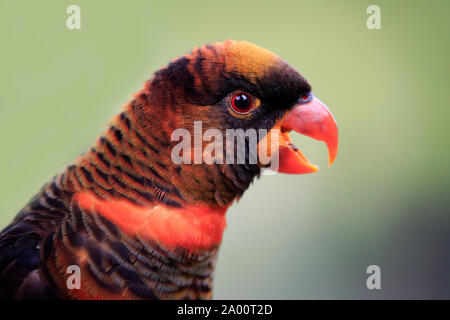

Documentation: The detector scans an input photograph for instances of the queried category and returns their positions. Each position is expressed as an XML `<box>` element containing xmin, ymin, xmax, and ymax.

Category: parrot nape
<box><xmin>0</xmin><ymin>40</ymin><xmax>338</xmax><ymax>299</ymax></box>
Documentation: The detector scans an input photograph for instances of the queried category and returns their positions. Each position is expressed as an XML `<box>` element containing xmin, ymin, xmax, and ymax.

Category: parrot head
<box><xmin>119</xmin><ymin>40</ymin><xmax>338</xmax><ymax>206</ymax></box>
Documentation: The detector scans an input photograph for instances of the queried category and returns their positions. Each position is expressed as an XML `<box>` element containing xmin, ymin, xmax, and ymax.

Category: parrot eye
<box><xmin>298</xmin><ymin>92</ymin><xmax>313</xmax><ymax>104</ymax></box>
<box><xmin>230</xmin><ymin>91</ymin><xmax>254</xmax><ymax>114</ymax></box>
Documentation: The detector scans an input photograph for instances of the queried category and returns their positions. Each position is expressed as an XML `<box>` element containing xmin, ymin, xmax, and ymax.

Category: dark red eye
<box><xmin>231</xmin><ymin>91</ymin><xmax>253</xmax><ymax>114</ymax></box>
<box><xmin>299</xmin><ymin>93</ymin><xmax>312</xmax><ymax>103</ymax></box>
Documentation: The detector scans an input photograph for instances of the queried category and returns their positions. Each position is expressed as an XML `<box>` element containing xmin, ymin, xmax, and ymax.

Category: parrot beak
<box><xmin>258</xmin><ymin>95</ymin><xmax>338</xmax><ymax>174</ymax></box>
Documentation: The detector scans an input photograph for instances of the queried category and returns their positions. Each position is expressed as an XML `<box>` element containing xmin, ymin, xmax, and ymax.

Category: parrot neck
<box><xmin>67</xmin><ymin>94</ymin><xmax>259</xmax><ymax>210</ymax></box>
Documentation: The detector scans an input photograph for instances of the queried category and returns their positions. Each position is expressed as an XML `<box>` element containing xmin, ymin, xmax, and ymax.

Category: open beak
<box><xmin>258</xmin><ymin>95</ymin><xmax>338</xmax><ymax>174</ymax></box>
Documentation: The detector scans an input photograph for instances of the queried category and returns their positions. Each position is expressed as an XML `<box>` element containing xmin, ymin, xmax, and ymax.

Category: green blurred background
<box><xmin>1</xmin><ymin>0</ymin><xmax>449</xmax><ymax>299</ymax></box>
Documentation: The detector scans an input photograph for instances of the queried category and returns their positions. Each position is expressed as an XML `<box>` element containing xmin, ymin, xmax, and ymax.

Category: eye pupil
<box><xmin>231</xmin><ymin>92</ymin><xmax>253</xmax><ymax>113</ymax></box>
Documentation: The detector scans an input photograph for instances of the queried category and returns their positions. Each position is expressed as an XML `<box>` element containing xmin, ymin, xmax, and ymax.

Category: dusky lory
<box><xmin>0</xmin><ymin>40</ymin><xmax>338</xmax><ymax>299</ymax></box>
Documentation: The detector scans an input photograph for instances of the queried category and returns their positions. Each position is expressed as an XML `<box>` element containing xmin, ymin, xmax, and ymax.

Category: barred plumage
<box><xmin>0</xmin><ymin>99</ymin><xmax>220</xmax><ymax>299</ymax></box>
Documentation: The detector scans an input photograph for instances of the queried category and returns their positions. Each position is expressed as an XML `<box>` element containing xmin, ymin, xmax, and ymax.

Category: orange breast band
<box><xmin>74</xmin><ymin>192</ymin><xmax>228</xmax><ymax>251</ymax></box>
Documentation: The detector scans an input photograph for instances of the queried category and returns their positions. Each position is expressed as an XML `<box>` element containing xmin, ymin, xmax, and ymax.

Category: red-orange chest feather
<box><xmin>74</xmin><ymin>192</ymin><xmax>228</xmax><ymax>252</ymax></box>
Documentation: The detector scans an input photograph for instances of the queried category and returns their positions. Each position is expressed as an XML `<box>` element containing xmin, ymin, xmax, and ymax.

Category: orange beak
<box><xmin>258</xmin><ymin>96</ymin><xmax>338</xmax><ymax>174</ymax></box>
